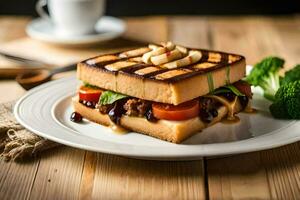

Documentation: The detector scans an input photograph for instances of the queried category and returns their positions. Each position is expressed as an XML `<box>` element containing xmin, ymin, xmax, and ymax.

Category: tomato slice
<box><xmin>79</xmin><ymin>86</ymin><xmax>102</xmax><ymax>103</ymax></box>
<box><xmin>152</xmin><ymin>100</ymin><xmax>199</xmax><ymax>121</ymax></box>
<box><xmin>233</xmin><ymin>80</ymin><xmax>252</xmax><ymax>98</ymax></box>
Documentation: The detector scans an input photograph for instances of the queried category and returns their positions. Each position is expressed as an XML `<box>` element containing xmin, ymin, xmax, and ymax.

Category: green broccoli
<box><xmin>246</xmin><ymin>56</ymin><xmax>284</xmax><ymax>102</ymax></box>
<box><xmin>269</xmin><ymin>80</ymin><xmax>300</xmax><ymax>119</ymax></box>
<box><xmin>269</xmin><ymin>101</ymin><xmax>291</xmax><ymax>119</ymax></box>
<box><xmin>281</xmin><ymin>64</ymin><xmax>300</xmax><ymax>85</ymax></box>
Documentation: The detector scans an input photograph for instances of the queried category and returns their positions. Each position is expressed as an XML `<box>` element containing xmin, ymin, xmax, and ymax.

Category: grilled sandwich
<box><xmin>71</xmin><ymin>42</ymin><xmax>253</xmax><ymax>143</ymax></box>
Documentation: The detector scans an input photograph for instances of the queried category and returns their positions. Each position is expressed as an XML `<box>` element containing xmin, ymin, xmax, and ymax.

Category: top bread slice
<box><xmin>77</xmin><ymin>47</ymin><xmax>246</xmax><ymax>105</ymax></box>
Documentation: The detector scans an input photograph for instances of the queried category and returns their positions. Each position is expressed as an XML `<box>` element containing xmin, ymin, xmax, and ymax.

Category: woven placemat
<box><xmin>0</xmin><ymin>101</ymin><xmax>60</xmax><ymax>161</ymax></box>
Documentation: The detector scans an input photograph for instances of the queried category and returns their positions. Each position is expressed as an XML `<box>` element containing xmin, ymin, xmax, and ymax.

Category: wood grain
<box><xmin>0</xmin><ymin>37</ymin><xmax>144</xmax><ymax>78</ymax></box>
<box><xmin>0</xmin><ymin>16</ymin><xmax>31</xmax><ymax>43</ymax></box>
<box><xmin>260</xmin><ymin>143</ymin><xmax>300</xmax><ymax>199</ymax></box>
<box><xmin>207</xmin><ymin>144</ymin><xmax>300</xmax><ymax>200</ymax></box>
<box><xmin>77</xmin><ymin>16</ymin><xmax>207</xmax><ymax>200</ymax></box>
<box><xmin>91</xmin><ymin>154</ymin><xmax>205</xmax><ymax>200</ymax></box>
<box><xmin>28</xmin><ymin>147</ymin><xmax>86</xmax><ymax>200</ymax></box>
<box><xmin>206</xmin><ymin>15</ymin><xmax>300</xmax><ymax>200</ymax></box>
<box><xmin>123</xmin><ymin>16</ymin><xmax>169</xmax><ymax>43</ymax></box>
<box><xmin>78</xmin><ymin>151</ymin><xmax>97</xmax><ymax>200</ymax></box>
<box><xmin>0</xmin><ymin>16</ymin><xmax>206</xmax><ymax>200</ymax></box>
<box><xmin>0</xmin><ymin>15</ymin><xmax>300</xmax><ymax>200</ymax></box>
<box><xmin>0</xmin><ymin>80</ymin><xmax>25</xmax><ymax>103</ymax></box>
<box><xmin>0</xmin><ymin>15</ymin><xmax>147</xmax><ymax>78</ymax></box>
<box><xmin>269</xmin><ymin>16</ymin><xmax>300</xmax><ymax>69</ymax></box>
<box><xmin>168</xmin><ymin>16</ymin><xmax>212</xmax><ymax>49</ymax></box>
<box><xmin>0</xmin><ymin>160</ymin><xmax>39</xmax><ymax>200</ymax></box>
<box><xmin>0</xmin><ymin>16</ymin><xmax>32</xmax><ymax>78</ymax></box>
<box><xmin>207</xmin><ymin>154</ymin><xmax>272</xmax><ymax>200</ymax></box>
<box><xmin>0</xmin><ymin>19</ymin><xmax>32</xmax><ymax>199</ymax></box>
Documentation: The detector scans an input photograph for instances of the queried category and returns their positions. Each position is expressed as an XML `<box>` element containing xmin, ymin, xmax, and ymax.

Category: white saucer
<box><xmin>26</xmin><ymin>16</ymin><xmax>126</xmax><ymax>46</ymax></box>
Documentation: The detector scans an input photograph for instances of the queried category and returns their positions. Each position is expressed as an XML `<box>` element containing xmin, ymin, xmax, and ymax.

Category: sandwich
<box><xmin>71</xmin><ymin>42</ymin><xmax>253</xmax><ymax>143</ymax></box>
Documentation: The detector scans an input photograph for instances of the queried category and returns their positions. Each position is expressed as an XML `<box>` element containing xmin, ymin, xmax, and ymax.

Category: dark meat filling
<box><xmin>98</xmin><ymin>98</ymin><xmax>156</xmax><ymax>123</ymax></box>
<box><xmin>199</xmin><ymin>97</ymin><xmax>219</xmax><ymax>123</ymax></box>
<box><xmin>80</xmin><ymin>92</ymin><xmax>246</xmax><ymax>124</ymax></box>
<box><xmin>108</xmin><ymin>101</ymin><xmax>126</xmax><ymax>125</ymax></box>
<box><xmin>238</xmin><ymin>96</ymin><xmax>249</xmax><ymax>110</ymax></box>
<box><xmin>95</xmin><ymin>98</ymin><xmax>153</xmax><ymax>124</ymax></box>
<box><xmin>123</xmin><ymin>98</ymin><xmax>151</xmax><ymax>117</ymax></box>
<box><xmin>98</xmin><ymin>104</ymin><xmax>114</xmax><ymax>114</ymax></box>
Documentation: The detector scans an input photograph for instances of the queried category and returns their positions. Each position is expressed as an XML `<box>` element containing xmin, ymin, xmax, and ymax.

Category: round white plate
<box><xmin>14</xmin><ymin>74</ymin><xmax>300</xmax><ymax>160</ymax></box>
<box><xmin>26</xmin><ymin>16</ymin><xmax>125</xmax><ymax>45</ymax></box>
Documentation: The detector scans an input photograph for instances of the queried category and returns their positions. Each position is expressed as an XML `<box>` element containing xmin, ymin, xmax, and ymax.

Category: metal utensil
<box><xmin>16</xmin><ymin>63</ymin><xmax>77</xmax><ymax>90</ymax></box>
<box><xmin>0</xmin><ymin>51</ymin><xmax>52</xmax><ymax>68</ymax></box>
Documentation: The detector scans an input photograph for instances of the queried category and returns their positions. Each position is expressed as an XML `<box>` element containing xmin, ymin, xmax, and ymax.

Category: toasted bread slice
<box><xmin>72</xmin><ymin>96</ymin><xmax>242</xmax><ymax>143</ymax></box>
<box><xmin>77</xmin><ymin>48</ymin><xmax>246</xmax><ymax>105</ymax></box>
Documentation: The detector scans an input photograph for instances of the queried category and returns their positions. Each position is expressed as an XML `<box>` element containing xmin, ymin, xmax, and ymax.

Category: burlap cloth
<box><xmin>0</xmin><ymin>101</ymin><xmax>60</xmax><ymax>161</ymax></box>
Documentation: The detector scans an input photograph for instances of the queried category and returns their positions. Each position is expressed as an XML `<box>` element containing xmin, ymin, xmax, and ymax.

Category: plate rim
<box><xmin>26</xmin><ymin>16</ymin><xmax>126</xmax><ymax>45</ymax></box>
<box><xmin>14</xmin><ymin>74</ymin><xmax>300</xmax><ymax>160</ymax></box>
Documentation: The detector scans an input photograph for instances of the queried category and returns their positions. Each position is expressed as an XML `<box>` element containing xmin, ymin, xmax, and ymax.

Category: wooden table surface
<box><xmin>0</xmin><ymin>15</ymin><xmax>300</xmax><ymax>200</ymax></box>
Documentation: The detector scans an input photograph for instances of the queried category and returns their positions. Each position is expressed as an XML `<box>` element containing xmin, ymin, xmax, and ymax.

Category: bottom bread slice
<box><xmin>72</xmin><ymin>96</ymin><xmax>242</xmax><ymax>143</ymax></box>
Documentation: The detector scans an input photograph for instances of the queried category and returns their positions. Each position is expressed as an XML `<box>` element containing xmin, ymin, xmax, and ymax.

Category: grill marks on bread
<box><xmin>105</xmin><ymin>61</ymin><xmax>137</xmax><ymax>71</ymax></box>
<box><xmin>155</xmin><ymin>69</ymin><xmax>192</xmax><ymax>80</ymax></box>
<box><xmin>135</xmin><ymin>66</ymin><xmax>161</xmax><ymax>75</ymax></box>
<box><xmin>84</xmin><ymin>47</ymin><xmax>243</xmax><ymax>82</ymax></box>
<box><xmin>194</xmin><ymin>62</ymin><xmax>216</xmax><ymax>69</ymax></box>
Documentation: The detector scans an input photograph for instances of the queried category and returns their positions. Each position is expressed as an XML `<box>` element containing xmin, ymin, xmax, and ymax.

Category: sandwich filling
<box><xmin>75</xmin><ymin>80</ymin><xmax>253</xmax><ymax>127</ymax></box>
<box><xmin>73</xmin><ymin>42</ymin><xmax>250</xmax><ymax>142</ymax></box>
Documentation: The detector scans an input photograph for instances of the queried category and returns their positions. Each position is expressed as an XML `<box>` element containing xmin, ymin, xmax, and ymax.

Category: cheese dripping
<box><xmin>205</xmin><ymin>95</ymin><xmax>239</xmax><ymax>121</ymax></box>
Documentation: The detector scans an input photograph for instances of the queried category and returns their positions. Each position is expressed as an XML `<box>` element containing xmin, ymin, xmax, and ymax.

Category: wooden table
<box><xmin>0</xmin><ymin>15</ymin><xmax>300</xmax><ymax>200</ymax></box>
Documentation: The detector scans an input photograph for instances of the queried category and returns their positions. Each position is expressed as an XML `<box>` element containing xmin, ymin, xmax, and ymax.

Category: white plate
<box><xmin>26</xmin><ymin>16</ymin><xmax>125</xmax><ymax>46</ymax></box>
<box><xmin>14</xmin><ymin>70</ymin><xmax>300</xmax><ymax>160</ymax></box>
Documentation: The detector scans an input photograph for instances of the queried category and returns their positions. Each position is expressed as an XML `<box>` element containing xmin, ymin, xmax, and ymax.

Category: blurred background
<box><xmin>1</xmin><ymin>0</ymin><xmax>299</xmax><ymax>16</ymax></box>
<box><xmin>0</xmin><ymin>0</ymin><xmax>299</xmax><ymax>97</ymax></box>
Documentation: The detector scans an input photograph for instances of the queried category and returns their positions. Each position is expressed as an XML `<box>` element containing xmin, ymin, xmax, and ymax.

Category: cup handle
<box><xmin>36</xmin><ymin>0</ymin><xmax>51</xmax><ymax>21</ymax></box>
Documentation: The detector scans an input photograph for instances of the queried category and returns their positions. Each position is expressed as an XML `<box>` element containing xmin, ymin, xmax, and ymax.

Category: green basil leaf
<box><xmin>83</xmin><ymin>82</ymin><xmax>100</xmax><ymax>89</ymax></box>
<box><xmin>99</xmin><ymin>91</ymin><xmax>128</xmax><ymax>105</ymax></box>
<box><xmin>212</xmin><ymin>85</ymin><xmax>245</xmax><ymax>96</ymax></box>
<box><xmin>224</xmin><ymin>85</ymin><xmax>245</xmax><ymax>96</ymax></box>
<box><xmin>212</xmin><ymin>88</ymin><xmax>232</xmax><ymax>95</ymax></box>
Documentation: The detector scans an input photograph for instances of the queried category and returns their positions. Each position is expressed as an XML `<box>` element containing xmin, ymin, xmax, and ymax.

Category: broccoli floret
<box><xmin>283</xmin><ymin>81</ymin><xmax>300</xmax><ymax>119</ymax></box>
<box><xmin>281</xmin><ymin>64</ymin><xmax>300</xmax><ymax>85</ymax></box>
<box><xmin>269</xmin><ymin>101</ymin><xmax>291</xmax><ymax>119</ymax></box>
<box><xmin>269</xmin><ymin>80</ymin><xmax>300</xmax><ymax>119</ymax></box>
<box><xmin>246</xmin><ymin>56</ymin><xmax>284</xmax><ymax>102</ymax></box>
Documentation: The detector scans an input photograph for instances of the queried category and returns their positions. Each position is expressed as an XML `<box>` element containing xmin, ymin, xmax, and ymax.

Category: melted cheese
<box><xmin>244</xmin><ymin>100</ymin><xmax>257</xmax><ymax>113</ymax></box>
<box><xmin>206</xmin><ymin>95</ymin><xmax>238</xmax><ymax>120</ymax></box>
<box><xmin>110</xmin><ymin>123</ymin><xmax>128</xmax><ymax>134</ymax></box>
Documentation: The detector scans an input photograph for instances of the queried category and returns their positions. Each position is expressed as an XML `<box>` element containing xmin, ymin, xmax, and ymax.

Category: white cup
<box><xmin>36</xmin><ymin>0</ymin><xmax>105</xmax><ymax>36</ymax></box>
